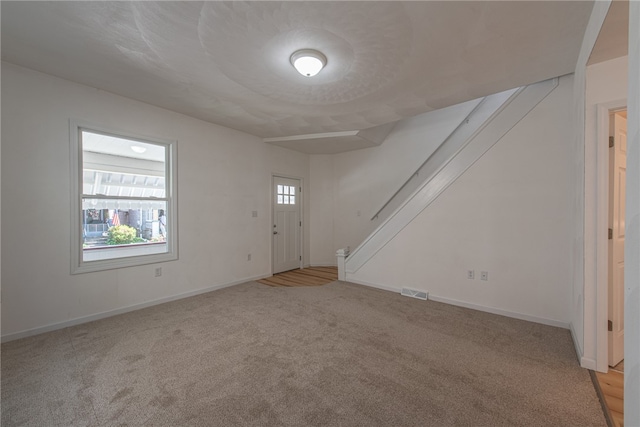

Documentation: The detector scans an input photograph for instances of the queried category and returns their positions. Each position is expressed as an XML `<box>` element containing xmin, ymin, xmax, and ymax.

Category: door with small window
<box><xmin>272</xmin><ymin>176</ymin><xmax>301</xmax><ymax>274</ymax></box>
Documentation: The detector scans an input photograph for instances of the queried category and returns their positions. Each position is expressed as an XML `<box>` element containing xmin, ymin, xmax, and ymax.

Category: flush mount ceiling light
<box><xmin>290</xmin><ymin>49</ymin><xmax>327</xmax><ymax>77</ymax></box>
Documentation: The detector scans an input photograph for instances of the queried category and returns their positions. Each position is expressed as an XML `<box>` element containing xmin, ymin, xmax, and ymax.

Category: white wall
<box><xmin>586</xmin><ymin>57</ymin><xmax>629</xmax><ymax>102</ymax></box>
<box><xmin>308</xmin><ymin>100</ymin><xmax>478</xmax><ymax>265</ymax></box>
<box><xmin>309</xmin><ymin>155</ymin><xmax>335</xmax><ymax>266</ymax></box>
<box><xmin>624</xmin><ymin>0</ymin><xmax>639</xmax><ymax>422</ymax></box>
<box><xmin>346</xmin><ymin>75</ymin><xmax>576</xmax><ymax>326</ymax></box>
<box><xmin>1</xmin><ymin>62</ymin><xmax>310</xmax><ymax>339</ymax></box>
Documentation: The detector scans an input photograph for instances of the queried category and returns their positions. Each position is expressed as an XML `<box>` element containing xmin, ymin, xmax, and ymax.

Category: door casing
<box><xmin>608</xmin><ymin>111</ymin><xmax>626</xmax><ymax>366</ymax></box>
<box><xmin>271</xmin><ymin>174</ymin><xmax>303</xmax><ymax>274</ymax></box>
<box><xmin>592</xmin><ymin>99</ymin><xmax>627</xmax><ymax>372</ymax></box>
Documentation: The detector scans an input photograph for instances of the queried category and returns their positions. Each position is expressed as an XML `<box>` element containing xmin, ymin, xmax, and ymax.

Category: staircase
<box><xmin>84</xmin><ymin>223</ymin><xmax>109</xmax><ymax>246</ymax></box>
<box><xmin>84</xmin><ymin>236</ymin><xmax>108</xmax><ymax>246</ymax></box>
<box><xmin>342</xmin><ymin>78</ymin><xmax>559</xmax><ymax>277</ymax></box>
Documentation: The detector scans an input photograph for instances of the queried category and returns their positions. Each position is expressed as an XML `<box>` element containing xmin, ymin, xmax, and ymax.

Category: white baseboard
<box><xmin>347</xmin><ymin>278</ymin><xmax>570</xmax><ymax>330</ymax></box>
<box><xmin>428</xmin><ymin>294</ymin><xmax>570</xmax><ymax>329</ymax></box>
<box><xmin>303</xmin><ymin>263</ymin><xmax>338</xmax><ymax>268</ymax></box>
<box><xmin>570</xmin><ymin>323</ymin><xmax>597</xmax><ymax>370</ymax></box>
<box><xmin>582</xmin><ymin>358</ymin><xmax>597</xmax><ymax>371</ymax></box>
<box><xmin>1</xmin><ymin>273</ymin><xmax>270</xmax><ymax>343</ymax></box>
<box><xmin>345</xmin><ymin>277</ymin><xmax>402</xmax><ymax>294</ymax></box>
<box><xmin>579</xmin><ymin>355</ymin><xmax>597</xmax><ymax>371</ymax></box>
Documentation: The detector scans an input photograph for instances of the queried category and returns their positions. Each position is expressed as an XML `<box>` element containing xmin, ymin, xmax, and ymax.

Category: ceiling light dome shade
<box><xmin>290</xmin><ymin>49</ymin><xmax>327</xmax><ymax>77</ymax></box>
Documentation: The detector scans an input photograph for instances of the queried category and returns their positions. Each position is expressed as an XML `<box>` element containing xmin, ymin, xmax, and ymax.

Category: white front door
<box><xmin>272</xmin><ymin>176</ymin><xmax>301</xmax><ymax>274</ymax></box>
<box><xmin>608</xmin><ymin>111</ymin><xmax>626</xmax><ymax>366</ymax></box>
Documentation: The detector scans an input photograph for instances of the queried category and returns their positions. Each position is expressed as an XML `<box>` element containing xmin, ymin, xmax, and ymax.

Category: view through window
<box><xmin>276</xmin><ymin>184</ymin><xmax>296</xmax><ymax>205</ymax></box>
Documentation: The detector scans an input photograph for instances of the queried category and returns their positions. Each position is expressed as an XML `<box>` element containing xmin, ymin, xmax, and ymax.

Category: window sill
<box><xmin>73</xmin><ymin>242</ymin><xmax>176</xmax><ymax>274</ymax></box>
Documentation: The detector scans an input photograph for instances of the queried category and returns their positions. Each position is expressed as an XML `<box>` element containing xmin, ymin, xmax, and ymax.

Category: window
<box><xmin>70</xmin><ymin>122</ymin><xmax>178</xmax><ymax>273</ymax></box>
<box><xmin>276</xmin><ymin>185</ymin><xmax>296</xmax><ymax>205</ymax></box>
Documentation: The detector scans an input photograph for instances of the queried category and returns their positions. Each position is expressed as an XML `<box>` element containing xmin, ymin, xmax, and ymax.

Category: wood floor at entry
<box><xmin>594</xmin><ymin>360</ymin><xmax>624</xmax><ymax>427</ymax></box>
<box><xmin>258</xmin><ymin>267</ymin><xmax>338</xmax><ymax>287</ymax></box>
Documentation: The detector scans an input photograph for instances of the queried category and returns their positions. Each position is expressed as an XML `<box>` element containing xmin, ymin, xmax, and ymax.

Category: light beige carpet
<box><xmin>2</xmin><ymin>281</ymin><xmax>605</xmax><ymax>426</ymax></box>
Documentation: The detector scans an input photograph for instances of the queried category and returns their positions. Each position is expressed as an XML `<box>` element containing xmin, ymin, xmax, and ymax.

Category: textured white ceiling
<box><xmin>1</xmin><ymin>1</ymin><xmax>595</xmax><ymax>152</ymax></box>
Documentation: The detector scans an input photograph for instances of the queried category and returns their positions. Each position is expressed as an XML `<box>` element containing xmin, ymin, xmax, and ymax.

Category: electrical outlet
<box><xmin>252</xmin><ymin>211</ymin><xmax>258</xmax><ymax>218</ymax></box>
<box><xmin>467</xmin><ymin>270</ymin><xmax>475</xmax><ymax>279</ymax></box>
<box><xmin>155</xmin><ymin>267</ymin><xmax>162</xmax><ymax>277</ymax></box>
<box><xmin>481</xmin><ymin>271</ymin><xmax>488</xmax><ymax>281</ymax></box>
<box><xmin>247</xmin><ymin>254</ymin><xmax>252</xmax><ymax>261</ymax></box>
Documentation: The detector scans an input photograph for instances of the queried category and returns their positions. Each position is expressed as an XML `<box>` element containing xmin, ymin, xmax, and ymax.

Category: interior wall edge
<box><xmin>571</xmin><ymin>322</ymin><xmax>598</xmax><ymax>371</ymax></box>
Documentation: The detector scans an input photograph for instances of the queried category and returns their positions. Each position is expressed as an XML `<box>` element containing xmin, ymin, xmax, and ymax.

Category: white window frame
<box><xmin>70</xmin><ymin>120</ymin><xmax>178</xmax><ymax>274</ymax></box>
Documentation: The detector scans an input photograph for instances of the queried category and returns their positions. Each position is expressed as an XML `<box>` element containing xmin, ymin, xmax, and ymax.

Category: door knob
<box><xmin>273</xmin><ymin>231</ymin><xmax>278</xmax><ymax>235</ymax></box>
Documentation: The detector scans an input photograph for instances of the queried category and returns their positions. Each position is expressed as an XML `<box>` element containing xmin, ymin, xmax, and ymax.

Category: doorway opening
<box><xmin>593</xmin><ymin>100</ymin><xmax>627</xmax><ymax>374</ymax></box>
<box><xmin>592</xmin><ymin>106</ymin><xmax>626</xmax><ymax>427</ymax></box>
<box><xmin>607</xmin><ymin>109</ymin><xmax>626</xmax><ymax>369</ymax></box>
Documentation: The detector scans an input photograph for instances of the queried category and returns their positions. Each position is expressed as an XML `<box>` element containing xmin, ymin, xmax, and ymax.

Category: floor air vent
<box><xmin>400</xmin><ymin>288</ymin><xmax>428</xmax><ymax>300</ymax></box>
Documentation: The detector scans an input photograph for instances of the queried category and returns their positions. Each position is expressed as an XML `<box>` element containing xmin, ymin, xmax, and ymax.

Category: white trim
<box><xmin>571</xmin><ymin>322</ymin><xmax>597</xmax><ymax>370</ymax></box>
<box><xmin>344</xmin><ymin>277</ymin><xmax>402</xmax><ymax>294</ymax></box>
<box><xmin>427</xmin><ymin>295</ymin><xmax>570</xmax><ymax>330</ymax></box>
<box><xmin>264</xmin><ymin>130</ymin><xmax>358</xmax><ymax>143</ymax></box>
<box><xmin>625</xmin><ymin>4</ymin><xmax>640</xmax><ymax>424</ymax></box>
<box><xmin>271</xmin><ymin>173</ymin><xmax>304</xmax><ymax>273</ymax></box>
<box><xmin>311</xmin><ymin>263</ymin><xmax>338</xmax><ymax>267</ymax></box>
<box><xmin>1</xmin><ymin>273</ymin><xmax>270</xmax><ymax>343</ymax></box>
<box><xmin>346</xmin><ymin>277</ymin><xmax>570</xmax><ymax>329</ymax></box>
<box><xmin>585</xmin><ymin>100</ymin><xmax>627</xmax><ymax>372</ymax></box>
<box><xmin>82</xmin><ymin>242</ymin><xmax>167</xmax><ymax>262</ymax></box>
<box><xmin>346</xmin><ymin>88</ymin><xmax>518</xmax><ymax>272</ymax></box>
<box><xmin>369</xmin><ymin>98</ymin><xmax>483</xmax><ymax>222</ymax></box>
<box><xmin>346</xmin><ymin>78</ymin><xmax>558</xmax><ymax>274</ymax></box>
<box><xmin>69</xmin><ymin>120</ymin><xmax>179</xmax><ymax>274</ymax></box>
<box><xmin>573</xmin><ymin>0</ymin><xmax>612</xmax><ymax>376</ymax></box>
